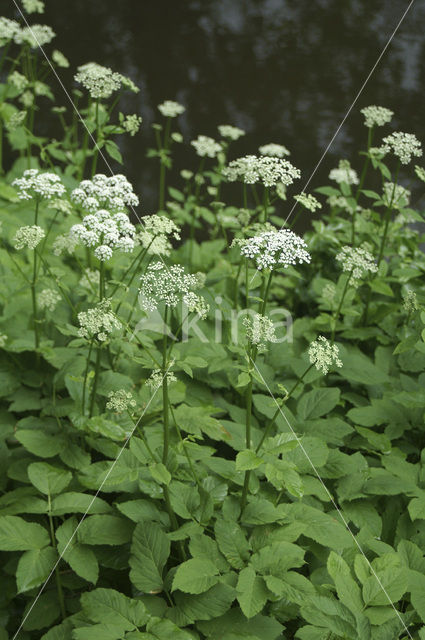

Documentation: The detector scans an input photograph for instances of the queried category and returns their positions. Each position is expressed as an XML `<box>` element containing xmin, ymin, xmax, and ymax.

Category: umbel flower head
<box><xmin>71</xmin><ymin>173</ymin><xmax>139</xmax><ymax>212</ymax></box>
<box><xmin>138</xmin><ymin>215</ymin><xmax>181</xmax><ymax>257</ymax></box>
<box><xmin>0</xmin><ymin>17</ymin><xmax>20</xmax><ymax>46</ymax></box>
<box><xmin>12</xmin><ymin>169</ymin><xmax>66</xmax><ymax>201</ymax></box>
<box><xmin>402</xmin><ymin>289</ymin><xmax>418</xmax><ymax>313</ymax></box>
<box><xmin>329</xmin><ymin>160</ymin><xmax>359</xmax><ymax>185</ymax></box>
<box><xmin>52</xmin><ymin>233</ymin><xmax>78</xmax><ymax>256</ymax></box>
<box><xmin>78</xmin><ymin>299</ymin><xmax>121</xmax><ymax>342</ymax></box>
<box><xmin>22</xmin><ymin>0</ymin><xmax>45</xmax><ymax>13</ymax></box>
<box><xmin>70</xmin><ymin>209</ymin><xmax>136</xmax><ymax>261</ymax></box>
<box><xmin>223</xmin><ymin>155</ymin><xmax>300</xmax><ymax>187</ymax></box>
<box><xmin>139</xmin><ymin>262</ymin><xmax>205</xmax><ymax>312</ymax></box>
<box><xmin>360</xmin><ymin>105</ymin><xmax>393</xmax><ymax>128</ymax></box>
<box><xmin>243</xmin><ymin>313</ymin><xmax>277</xmax><ymax>352</ymax></box>
<box><xmin>122</xmin><ymin>114</ymin><xmax>142</xmax><ymax>136</ymax></box>
<box><xmin>191</xmin><ymin>135</ymin><xmax>222</xmax><ymax>158</ymax></box>
<box><xmin>259</xmin><ymin>143</ymin><xmax>290</xmax><ymax>158</ymax></box>
<box><xmin>146</xmin><ymin>369</ymin><xmax>177</xmax><ymax>391</ymax></box>
<box><xmin>158</xmin><ymin>100</ymin><xmax>185</xmax><ymax>117</ymax></box>
<box><xmin>382</xmin><ymin>182</ymin><xmax>410</xmax><ymax>209</ymax></box>
<box><xmin>381</xmin><ymin>131</ymin><xmax>423</xmax><ymax>165</ymax></box>
<box><xmin>38</xmin><ymin>288</ymin><xmax>61</xmax><ymax>311</ymax></box>
<box><xmin>14</xmin><ymin>24</ymin><xmax>55</xmax><ymax>47</ymax></box>
<box><xmin>308</xmin><ymin>336</ymin><xmax>342</xmax><ymax>374</ymax></box>
<box><xmin>74</xmin><ymin>62</ymin><xmax>138</xmax><ymax>99</ymax></box>
<box><xmin>13</xmin><ymin>225</ymin><xmax>45</xmax><ymax>250</ymax></box>
<box><xmin>218</xmin><ymin>125</ymin><xmax>245</xmax><ymax>141</ymax></box>
<box><xmin>106</xmin><ymin>389</ymin><xmax>136</xmax><ymax>413</ymax></box>
<box><xmin>294</xmin><ymin>192</ymin><xmax>322</xmax><ymax>212</ymax></box>
<box><xmin>336</xmin><ymin>245</ymin><xmax>378</xmax><ymax>283</ymax></box>
<box><xmin>233</xmin><ymin>228</ymin><xmax>311</xmax><ymax>271</ymax></box>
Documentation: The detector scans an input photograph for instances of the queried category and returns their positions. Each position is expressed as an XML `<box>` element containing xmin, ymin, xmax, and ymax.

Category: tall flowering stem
<box><xmin>352</xmin><ymin>127</ymin><xmax>373</xmax><ymax>245</ymax></box>
<box><xmin>47</xmin><ymin>494</ymin><xmax>66</xmax><ymax>621</ymax></box>
<box><xmin>162</xmin><ymin>306</ymin><xmax>170</xmax><ymax>465</ymax></box>
<box><xmin>158</xmin><ymin>117</ymin><xmax>171</xmax><ymax>212</ymax></box>
<box><xmin>330</xmin><ymin>268</ymin><xmax>354</xmax><ymax>343</ymax></box>
<box><xmin>240</xmin><ymin>346</ymin><xmax>254</xmax><ymax>514</ymax></box>
<box><xmin>31</xmin><ymin>198</ymin><xmax>40</xmax><ymax>351</ymax></box>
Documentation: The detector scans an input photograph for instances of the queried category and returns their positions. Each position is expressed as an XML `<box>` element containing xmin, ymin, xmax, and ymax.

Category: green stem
<box><xmin>262</xmin><ymin>187</ymin><xmax>269</xmax><ymax>223</ymax></box>
<box><xmin>0</xmin><ymin>117</ymin><xmax>3</xmax><ymax>175</ymax></box>
<box><xmin>331</xmin><ymin>269</ymin><xmax>353</xmax><ymax>343</ymax></box>
<box><xmin>234</xmin><ymin>259</ymin><xmax>243</xmax><ymax>309</ymax></box>
<box><xmin>91</xmin><ymin>99</ymin><xmax>100</xmax><ymax>177</ymax></box>
<box><xmin>259</xmin><ymin>270</ymin><xmax>273</xmax><ymax>315</ymax></box>
<box><xmin>78</xmin><ymin>97</ymin><xmax>92</xmax><ymax>180</ymax></box>
<box><xmin>162</xmin><ymin>307</ymin><xmax>169</xmax><ymax>465</ymax></box>
<box><xmin>88</xmin><ymin>345</ymin><xmax>101</xmax><ymax>418</ymax></box>
<box><xmin>31</xmin><ymin>200</ymin><xmax>40</xmax><ymax>352</ymax></box>
<box><xmin>47</xmin><ymin>494</ymin><xmax>66</xmax><ymax>621</ymax></box>
<box><xmin>82</xmin><ymin>338</ymin><xmax>94</xmax><ymax>416</ymax></box>
<box><xmin>352</xmin><ymin>127</ymin><xmax>373</xmax><ymax>245</ymax></box>
<box><xmin>240</xmin><ymin>352</ymin><xmax>253</xmax><ymax>513</ymax></box>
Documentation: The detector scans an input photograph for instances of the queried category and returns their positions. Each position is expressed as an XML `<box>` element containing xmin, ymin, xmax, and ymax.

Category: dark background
<box><xmin>6</xmin><ymin>0</ymin><xmax>425</xmax><ymax>216</ymax></box>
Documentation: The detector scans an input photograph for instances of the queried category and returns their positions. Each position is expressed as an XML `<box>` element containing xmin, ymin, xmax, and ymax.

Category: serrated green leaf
<box><xmin>236</xmin><ymin>567</ymin><xmax>269</xmax><ymax>619</ymax></box>
<box><xmin>27</xmin><ymin>462</ymin><xmax>72</xmax><ymax>496</ymax></box>
<box><xmin>15</xmin><ymin>430</ymin><xmax>64</xmax><ymax>458</ymax></box>
<box><xmin>16</xmin><ymin>547</ymin><xmax>57</xmax><ymax>593</ymax></box>
<box><xmin>129</xmin><ymin>522</ymin><xmax>170</xmax><ymax>593</ymax></box>
<box><xmin>172</xmin><ymin>557</ymin><xmax>219</xmax><ymax>594</ymax></box>
<box><xmin>77</xmin><ymin>515</ymin><xmax>133</xmax><ymax>546</ymax></box>
<box><xmin>214</xmin><ymin>518</ymin><xmax>250</xmax><ymax>569</ymax></box>
<box><xmin>235</xmin><ymin>450</ymin><xmax>264</xmax><ymax>471</ymax></box>
<box><xmin>0</xmin><ymin>515</ymin><xmax>50</xmax><ymax>550</ymax></box>
<box><xmin>81</xmin><ymin>587</ymin><xmax>148</xmax><ymax>629</ymax></box>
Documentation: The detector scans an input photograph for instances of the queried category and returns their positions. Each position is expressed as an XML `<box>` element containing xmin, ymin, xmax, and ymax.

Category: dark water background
<box><xmin>6</xmin><ymin>0</ymin><xmax>425</xmax><ymax>222</ymax></box>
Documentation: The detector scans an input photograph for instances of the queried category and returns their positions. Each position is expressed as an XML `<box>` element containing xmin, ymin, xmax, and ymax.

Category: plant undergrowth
<box><xmin>1</xmin><ymin>6</ymin><xmax>425</xmax><ymax>640</ymax></box>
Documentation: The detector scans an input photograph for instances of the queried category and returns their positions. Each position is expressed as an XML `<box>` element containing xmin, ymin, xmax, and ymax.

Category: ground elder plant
<box><xmin>1</xmin><ymin>8</ymin><xmax>425</xmax><ymax>640</ymax></box>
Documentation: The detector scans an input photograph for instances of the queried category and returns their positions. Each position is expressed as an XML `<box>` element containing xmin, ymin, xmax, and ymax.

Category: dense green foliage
<box><xmin>1</xmin><ymin>8</ymin><xmax>425</xmax><ymax>640</ymax></box>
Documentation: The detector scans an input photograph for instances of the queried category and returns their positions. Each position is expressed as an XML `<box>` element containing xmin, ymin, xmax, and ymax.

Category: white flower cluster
<box><xmin>223</xmin><ymin>155</ymin><xmax>300</xmax><ymax>187</ymax></box>
<box><xmin>52</xmin><ymin>233</ymin><xmax>78</xmax><ymax>256</ymax></box>
<box><xmin>382</xmin><ymin>182</ymin><xmax>410</xmax><ymax>209</ymax></box>
<box><xmin>294</xmin><ymin>192</ymin><xmax>322</xmax><ymax>212</ymax></box>
<box><xmin>12</xmin><ymin>169</ymin><xmax>66</xmax><ymax>201</ymax></box>
<box><xmin>336</xmin><ymin>245</ymin><xmax>378</xmax><ymax>283</ymax></box>
<box><xmin>146</xmin><ymin>369</ymin><xmax>177</xmax><ymax>391</ymax></box>
<box><xmin>15</xmin><ymin>24</ymin><xmax>55</xmax><ymax>47</ymax></box>
<box><xmin>139</xmin><ymin>262</ymin><xmax>203</xmax><ymax>312</ymax></box>
<box><xmin>158</xmin><ymin>100</ymin><xmax>185</xmax><ymax>117</ymax></box>
<box><xmin>123</xmin><ymin>114</ymin><xmax>142</xmax><ymax>136</ymax></box>
<box><xmin>71</xmin><ymin>174</ymin><xmax>139</xmax><ymax>211</ymax></box>
<box><xmin>308</xmin><ymin>336</ymin><xmax>342</xmax><ymax>374</ymax></box>
<box><xmin>8</xmin><ymin>71</ymin><xmax>29</xmax><ymax>92</ymax></box>
<box><xmin>191</xmin><ymin>135</ymin><xmax>222</xmax><ymax>158</ymax></box>
<box><xmin>106</xmin><ymin>389</ymin><xmax>136</xmax><ymax>412</ymax></box>
<box><xmin>70</xmin><ymin>209</ymin><xmax>136</xmax><ymax>261</ymax></box>
<box><xmin>38</xmin><ymin>288</ymin><xmax>61</xmax><ymax>311</ymax></box>
<box><xmin>6</xmin><ymin>111</ymin><xmax>26</xmax><ymax>131</ymax></box>
<box><xmin>234</xmin><ymin>228</ymin><xmax>311</xmax><ymax>271</ymax></box>
<box><xmin>138</xmin><ymin>215</ymin><xmax>181</xmax><ymax>256</ymax></box>
<box><xmin>381</xmin><ymin>131</ymin><xmax>423</xmax><ymax>165</ymax></box>
<box><xmin>13</xmin><ymin>225</ymin><xmax>45</xmax><ymax>250</ymax></box>
<box><xmin>75</xmin><ymin>62</ymin><xmax>138</xmax><ymax>99</ymax></box>
<box><xmin>243</xmin><ymin>313</ymin><xmax>277</xmax><ymax>351</ymax></box>
<box><xmin>218</xmin><ymin>125</ymin><xmax>245</xmax><ymax>140</ymax></box>
<box><xmin>52</xmin><ymin>49</ymin><xmax>69</xmax><ymax>68</ymax></box>
<box><xmin>182</xmin><ymin>291</ymin><xmax>209</xmax><ymax>319</ymax></box>
<box><xmin>259</xmin><ymin>143</ymin><xmax>290</xmax><ymax>158</ymax></box>
<box><xmin>79</xmin><ymin>268</ymin><xmax>100</xmax><ymax>290</ymax></box>
<box><xmin>0</xmin><ymin>17</ymin><xmax>20</xmax><ymax>46</ymax></box>
<box><xmin>360</xmin><ymin>105</ymin><xmax>393</xmax><ymax>128</ymax></box>
<box><xmin>78</xmin><ymin>299</ymin><xmax>121</xmax><ymax>342</ymax></box>
<box><xmin>415</xmin><ymin>165</ymin><xmax>425</xmax><ymax>182</ymax></box>
<box><xmin>402</xmin><ymin>289</ymin><xmax>418</xmax><ymax>313</ymax></box>
<box><xmin>329</xmin><ymin>160</ymin><xmax>359</xmax><ymax>185</ymax></box>
<box><xmin>22</xmin><ymin>0</ymin><xmax>45</xmax><ymax>13</ymax></box>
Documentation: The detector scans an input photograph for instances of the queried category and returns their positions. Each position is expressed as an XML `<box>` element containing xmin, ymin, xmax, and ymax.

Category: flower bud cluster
<box><xmin>308</xmin><ymin>336</ymin><xmax>342</xmax><ymax>374</ymax></box>
<box><xmin>146</xmin><ymin>369</ymin><xmax>177</xmax><ymax>391</ymax></box>
<box><xmin>38</xmin><ymin>288</ymin><xmax>61</xmax><ymax>311</ymax></box>
<box><xmin>191</xmin><ymin>135</ymin><xmax>222</xmax><ymax>158</ymax></box>
<box><xmin>329</xmin><ymin>160</ymin><xmax>359</xmax><ymax>185</ymax></box>
<box><xmin>294</xmin><ymin>192</ymin><xmax>322</xmax><ymax>212</ymax></box>
<box><xmin>259</xmin><ymin>143</ymin><xmax>290</xmax><ymax>158</ymax></box>
<box><xmin>138</xmin><ymin>215</ymin><xmax>181</xmax><ymax>257</ymax></box>
<box><xmin>158</xmin><ymin>100</ymin><xmax>185</xmax><ymax>117</ymax></box>
<box><xmin>139</xmin><ymin>262</ymin><xmax>205</xmax><ymax>312</ymax></box>
<box><xmin>13</xmin><ymin>225</ymin><xmax>45</xmax><ymax>250</ymax></box>
<box><xmin>77</xmin><ymin>299</ymin><xmax>121</xmax><ymax>342</ymax></box>
<box><xmin>360</xmin><ymin>105</ymin><xmax>393</xmax><ymax>128</ymax></box>
<box><xmin>223</xmin><ymin>155</ymin><xmax>300</xmax><ymax>187</ymax></box>
<box><xmin>218</xmin><ymin>125</ymin><xmax>245</xmax><ymax>140</ymax></box>
<box><xmin>106</xmin><ymin>389</ymin><xmax>136</xmax><ymax>412</ymax></box>
<box><xmin>336</xmin><ymin>245</ymin><xmax>378</xmax><ymax>283</ymax></box>
<box><xmin>381</xmin><ymin>132</ymin><xmax>422</xmax><ymax>165</ymax></box>
<box><xmin>74</xmin><ymin>62</ymin><xmax>138</xmax><ymax>99</ymax></box>
<box><xmin>243</xmin><ymin>313</ymin><xmax>277</xmax><ymax>351</ymax></box>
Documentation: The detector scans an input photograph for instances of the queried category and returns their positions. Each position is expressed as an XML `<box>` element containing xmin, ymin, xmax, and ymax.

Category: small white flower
<box><xmin>294</xmin><ymin>192</ymin><xmax>322</xmax><ymax>212</ymax></box>
<box><xmin>15</xmin><ymin>24</ymin><xmax>55</xmax><ymax>47</ymax></box>
<box><xmin>52</xmin><ymin>233</ymin><xmax>78</xmax><ymax>256</ymax></box>
<box><xmin>79</xmin><ymin>269</ymin><xmax>100</xmax><ymax>290</ymax></box>
<box><xmin>70</xmin><ymin>208</ymin><xmax>136</xmax><ymax>261</ymax></box>
<box><xmin>329</xmin><ymin>160</ymin><xmax>359</xmax><ymax>185</ymax></box>
<box><xmin>6</xmin><ymin>111</ymin><xmax>26</xmax><ymax>131</ymax></box>
<box><xmin>223</xmin><ymin>155</ymin><xmax>300</xmax><ymax>187</ymax></box>
<box><xmin>234</xmin><ymin>228</ymin><xmax>310</xmax><ymax>271</ymax></box>
<box><xmin>191</xmin><ymin>135</ymin><xmax>222</xmax><ymax>158</ymax></box>
<box><xmin>382</xmin><ymin>182</ymin><xmax>410</xmax><ymax>209</ymax></box>
<box><xmin>243</xmin><ymin>313</ymin><xmax>277</xmax><ymax>351</ymax></box>
<box><xmin>139</xmin><ymin>262</ymin><xmax>204</xmax><ymax>312</ymax></box>
<box><xmin>8</xmin><ymin>71</ymin><xmax>29</xmax><ymax>92</ymax></box>
<box><xmin>336</xmin><ymin>245</ymin><xmax>378</xmax><ymax>283</ymax></box>
<box><xmin>71</xmin><ymin>173</ymin><xmax>139</xmax><ymax>211</ymax></box>
<box><xmin>78</xmin><ymin>299</ymin><xmax>121</xmax><ymax>341</ymax></box>
<box><xmin>182</xmin><ymin>292</ymin><xmax>209</xmax><ymax>319</ymax></box>
<box><xmin>138</xmin><ymin>215</ymin><xmax>181</xmax><ymax>257</ymax></box>
<box><xmin>13</xmin><ymin>225</ymin><xmax>45</xmax><ymax>250</ymax></box>
<box><xmin>146</xmin><ymin>369</ymin><xmax>177</xmax><ymax>390</ymax></box>
<box><xmin>52</xmin><ymin>49</ymin><xmax>69</xmax><ymax>68</ymax></box>
<box><xmin>360</xmin><ymin>105</ymin><xmax>393</xmax><ymax>128</ymax></box>
<box><xmin>22</xmin><ymin>0</ymin><xmax>45</xmax><ymax>13</ymax></box>
<box><xmin>0</xmin><ymin>17</ymin><xmax>20</xmax><ymax>46</ymax></box>
<box><xmin>75</xmin><ymin>62</ymin><xmax>137</xmax><ymax>99</ymax></box>
<box><xmin>12</xmin><ymin>169</ymin><xmax>66</xmax><ymax>201</ymax></box>
<box><xmin>381</xmin><ymin>131</ymin><xmax>422</xmax><ymax>165</ymax></box>
<box><xmin>308</xmin><ymin>336</ymin><xmax>342</xmax><ymax>374</ymax></box>
<box><xmin>259</xmin><ymin>143</ymin><xmax>290</xmax><ymax>158</ymax></box>
<box><xmin>38</xmin><ymin>288</ymin><xmax>61</xmax><ymax>311</ymax></box>
<box><xmin>180</xmin><ymin>170</ymin><xmax>193</xmax><ymax>180</ymax></box>
<box><xmin>106</xmin><ymin>389</ymin><xmax>136</xmax><ymax>412</ymax></box>
<box><xmin>218</xmin><ymin>124</ymin><xmax>245</xmax><ymax>141</ymax></box>
<box><xmin>158</xmin><ymin>100</ymin><xmax>185</xmax><ymax>118</ymax></box>
<box><xmin>402</xmin><ymin>289</ymin><xmax>418</xmax><ymax>313</ymax></box>
<box><xmin>123</xmin><ymin>114</ymin><xmax>142</xmax><ymax>136</ymax></box>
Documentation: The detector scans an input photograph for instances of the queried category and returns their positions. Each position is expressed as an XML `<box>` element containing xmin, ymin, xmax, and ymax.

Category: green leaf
<box><xmin>149</xmin><ymin>462</ymin><xmax>171</xmax><ymax>485</ymax></box>
<box><xmin>362</xmin><ymin>567</ymin><xmax>407</xmax><ymax>606</ymax></box>
<box><xmin>236</xmin><ymin>566</ymin><xmax>269</xmax><ymax>619</ymax></box>
<box><xmin>16</xmin><ymin>547</ymin><xmax>57</xmax><ymax>593</ymax></box>
<box><xmin>0</xmin><ymin>515</ymin><xmax>50</xmax><ymax>550</ymax></box>
<box><xmin>327</xmin><ymin>551</ymin><xmax>363</xmax><ymax>612</ymax></box>
<box><xmin>72</xmin><ymin>624</ymin><xmax>126</xmax><ymax>640</ymax></box>
<box><xmin>287</xmin><ymin>504</ymin><xmax>353</xmax><ymax>551</ymax></box>
<box><xmin>51</xmin><ymin>492</ymin><xmax>113</xmax><ymax>516</ymax></box>
<box><xmin>338</xmin><ymin>352</ymin><xmax>389</xmax><ymax>385</ymax></box>
<box><xmin>105</xmin><ymin>139</ymin><xmax>123</xmax><ymax>163</ymax></box>
<box><xmin>15</xmin><ymin>430</ymin><xmax>64</xmax><ymax>457</ymax></box>
<box><xmin>81</xmin><ymin>588</ymin><xmax>148</xmax><ymax>629</ymax></box>
<box><xmin>409</xmin><ymin>570</ymin><xmax>425</xmax><ymax>623</ymax></box>
<box><xmin>39</xmin><ymin>619</ymin><xmax>73</xmax><ymax>640</ymax></box>
<box><xmin>27</xmin><ymin>462</ymin><xmax>72</xmax><ymax>495</ymax></box>
<box><xmin>264</xmin><ymin>571</ymin><xmax>315</xmax><ymax>605</ymax></box>
<box><xmin>251</xmin><ymin>541</ymin><xmax>305</xmax><ymax>575</ymax></box>
<box><xmin>172</xmin><ymin>557</ymin><xmax>220</xmax><ymax>594</ymax></box>
<box><xmin>130</xmin><ymin>522</ymin><xmax>170</xmax><ymax>593</ymax></box>
<box><xmin>214</xmin><ymin>518</ymin><xmax>250</xmax><ymax>569</ymax></box>
<box><xmin>197</xmin><ymin>609</ymin><xmax>284</xmax><ymax>640</ymax></box>
<box><xmin>235</xmin><ymin>450</ymin><xmax>264</xmax><ymax>471</ymax></box>
<box><xmin>174</xmin><ymin>582</ymin><xmax>236</xmax><ymax>621</ymax></box>
<box><xmin>297</xmin><ymin>388</ymin><xmax>340</xmax><ymax>420</ymax></box>
<box><xmin>22</xmin><ymin>591</ymin><xmax>61</xmax><ymax>631</ymax></box>
<box><xmin>78</xmin><ymin>515</ymin><xmax>133</xmax><ymax>546</ymax></box>
<box><xmin>56</xmin><ymin>517</ymin><xmax>99</xmax><ymax>584</ymax></box>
